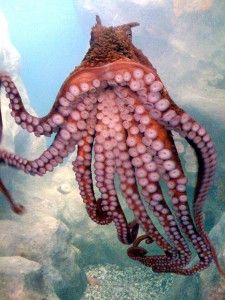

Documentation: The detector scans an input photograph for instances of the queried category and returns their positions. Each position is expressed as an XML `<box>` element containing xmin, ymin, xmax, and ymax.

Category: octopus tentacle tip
<box><xmin>127</xmin><ymin>246</ymin><xmax>148</xmax><ymax>257</ymax></box>
<box><xmin>132</xmin><ymin>234</ymin><xmax>150</xmax><ymax>247</ymax></box>
<box><xmin>12</xmin><ymin>203</ymin><xmax>26</xmax><ymax>215</ymax></box>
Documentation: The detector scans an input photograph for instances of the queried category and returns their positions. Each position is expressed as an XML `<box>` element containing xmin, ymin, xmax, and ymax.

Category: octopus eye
<box><xmin>126</xmin><ymin>28</ymin><xmax>132</xmax><ymax>40</ymax></box>
<box><xmin>90</xmin><ymin>32</ymin><xmax>95</xmax><ymax>46</ymax></box>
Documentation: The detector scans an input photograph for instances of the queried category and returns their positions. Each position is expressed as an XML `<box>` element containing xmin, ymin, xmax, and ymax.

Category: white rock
<box><xmin>0</xmin><ymin>217</ymin><xmax>86</xmax><ymax>298</ymax></box>
<box><xmin>0</xmin><ymin>256</ymin><xmax>59</xmax><ymax>300</ymax></box>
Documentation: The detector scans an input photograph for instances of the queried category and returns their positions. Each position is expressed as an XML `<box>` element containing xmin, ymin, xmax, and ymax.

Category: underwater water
<box><xmin>0</xmin><ymin>0</ymin><xmax>225</xmax><ymax>299</ymax></box>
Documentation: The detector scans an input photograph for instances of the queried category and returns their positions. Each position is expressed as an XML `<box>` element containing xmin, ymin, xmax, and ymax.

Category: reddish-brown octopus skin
<box><xmin>0</xmin><ymin>16</ymin><xmax>224</xmax><ymax>275</ymax></box>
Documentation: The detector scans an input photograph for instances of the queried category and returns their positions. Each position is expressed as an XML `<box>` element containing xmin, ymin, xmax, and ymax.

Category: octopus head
<box><xmin>90</xmin><ymin>15</ymin><xmax>139</xmax><ymax>45</ymax></box>
<box><xmin>82</xmin><ymin>15</ymin><xmax>140</xmax><ymax>66</ymax></box>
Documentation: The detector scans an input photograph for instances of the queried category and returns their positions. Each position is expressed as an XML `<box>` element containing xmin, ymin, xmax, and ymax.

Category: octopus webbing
<box><xmin>0</xmin><ymin>16</ymin><xmax>224</xmax><ymax>276</ymax></box>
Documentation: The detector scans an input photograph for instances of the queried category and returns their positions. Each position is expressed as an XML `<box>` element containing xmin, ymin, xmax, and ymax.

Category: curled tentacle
<box><xmin>127</xmin><ymin>234</ymin><xmax>178</xmax><ymax>270</ymax></box>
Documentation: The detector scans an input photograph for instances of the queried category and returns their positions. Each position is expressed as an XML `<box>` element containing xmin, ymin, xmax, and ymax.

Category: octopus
<box><xmin>0</xmin><ymin>16</ymin><xmax>224</xmax><ymax>276</ymax></box>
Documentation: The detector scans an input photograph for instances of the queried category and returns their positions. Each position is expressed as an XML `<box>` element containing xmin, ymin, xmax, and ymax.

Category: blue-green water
<box><xmin>0</xmin><ymin>1</ymin><xmax>225</xmax><ymax>299</ymax></box>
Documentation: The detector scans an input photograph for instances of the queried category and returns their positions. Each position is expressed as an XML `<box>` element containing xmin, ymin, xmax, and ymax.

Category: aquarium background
<box><xmin>0</xmin><ymin>0</ymin><xmax>225</xmax><ymax>299</ymax></box>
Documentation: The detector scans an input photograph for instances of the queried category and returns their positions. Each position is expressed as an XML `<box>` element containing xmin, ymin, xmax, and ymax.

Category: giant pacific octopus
<box><xmin>0</xmin><ymin>16</ymin><xmax>224</xmax><ymax>276</ymax></box>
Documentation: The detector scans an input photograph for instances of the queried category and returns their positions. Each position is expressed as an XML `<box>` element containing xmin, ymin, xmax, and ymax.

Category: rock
<box><xmin>57</xmin><ymin>183</ymin><xmax>72</xmax><ymax>195</ymax></box>
<box><xmin>0</xmin><ymin>217</ymin><xmax>86</xmax><ymax>299</ymax></box>
<box><xmin>165</xmin><ymin>273</ymin><xmax>201</xmax><ymax>300</ymax></box>
<box><xmin>0</xmin><ymin>256</ymin><xmax>58</xmax><ymax>300</ymax></box>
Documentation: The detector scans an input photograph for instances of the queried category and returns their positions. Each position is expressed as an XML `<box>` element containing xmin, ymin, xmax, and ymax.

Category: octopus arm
<box><xmin>148</xmin><ymin>89</ymin><xmax>224</xmax><ymax>274</ymax></box>
<box><xmin>185</xmin><ymin>137</ymin><xmax>225</xmax><ymax>276</ymax></box>
<box><xmin>0</xmin><ymin>129</ymin><xmax>76</xmax><ymax>174</ymax></box>
<box><xmin>150</xmin><ymin>130</ymin><xmax>216</xmax><ymax>274</ymax></box>
<box><xmin>0</xmin><ymin>75</ymin><xmax>61</xmax><ymax>137</ymax></box>
<box><xmin>95</xmin><ymin>145</ymin><xmax>138</xmax><ymax>244</ymax></box>
<box><xmin>0</xmin><ymin>178</ymin><xmax>25</xmax><ymax>214</ymax></box>
<box><xmin>73</xmin><ymin>133</ymin><xmax>113</xmax><ymax>225</ymax></box>
<box><xmin>0</xmin><ymin>127</ymin><xmax>81</xmax><ymax>212</ymax></box>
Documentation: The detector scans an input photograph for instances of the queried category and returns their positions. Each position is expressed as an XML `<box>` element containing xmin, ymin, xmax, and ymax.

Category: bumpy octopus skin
<box><xmin>0</xmin><ymin>16</ymin><xmax>224</xmax><ymax>276</ymax></box>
